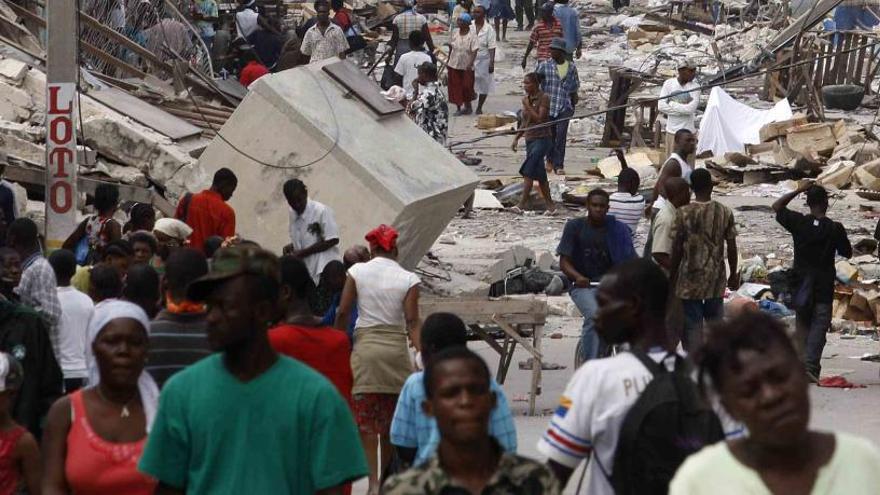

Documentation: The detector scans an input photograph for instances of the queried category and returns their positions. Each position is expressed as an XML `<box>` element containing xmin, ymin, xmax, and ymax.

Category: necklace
<box><xmin>95</xmin><ymin>386</ymin><xmax>138</xmax><ymax>418</ymax></box>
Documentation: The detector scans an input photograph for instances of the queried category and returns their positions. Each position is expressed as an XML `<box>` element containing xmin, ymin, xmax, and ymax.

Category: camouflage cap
<box><xmin>187</xmin><ymin>245</ymin><xmax>280</xmax><ymax>302</ymax></box>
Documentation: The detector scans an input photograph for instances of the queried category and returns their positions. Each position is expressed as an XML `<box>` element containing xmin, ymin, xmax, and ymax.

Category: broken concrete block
<box><xmin>0</xmin><ymin>120</ymin><xmax>42</xmax><ymax>142</ymax></box>
<box><xmin>86</xmin><ymin>161</ymin><xmax>150</xmax><ymax>188</ymax></box>
<box><xmin>0</xmin><ymin>133</ymin><xmax>43</xmax><ymax>164</ymax></box>
<box><xmin>786</xmin><ymin>123</ymin><xmax>837</xmax><ymax>156</ymax></box>
<box><xmin>627</xmin><ymin>147</ymin><xmax>664</xmax><ymax>166</ymax></box>
<box><xmin>0</xmin><ymin>59</ymin><xmax>28</xmax><ymax>86</ymax></box>
<box><xmin>597</xmin><ymin>153</ymin><xmax>658</xmax><ymax>179</ymax></box>
<box><xmin>854</xmin><ymin>158</ymin><xmax>880</xmax><ymax>190</ymax></box>
<box><xmin>82</xmin><ymin>117</ymin><xmax>196</xmax><ymax>189</ymax></box>
<box><xmin>772</xmin><ymin>139</ymin><xmax>798</xmax><ymax>165</ymax></box>
<box><xmin>197</xmin><ymin>60</ymin><xmax>478</xmax><ymax>265</ymax></box>
<box><xmin>0</xmin><ymin>80</ymin><xmax>33</xmax><ymax>122</ymax></box>
<box><xmin>745</xmin><ymin>142</ymin><xmax>776</xmax><ymax>155</ymax></box>
<box><xmin>817</xmin><ymin>161</ymin><xmax>856</xmax><ymax>189</ymax></box>
<box><xmin>759</xmin><ymin>114</ymin><xmax>808</xmax><ymax>142</ymax></box>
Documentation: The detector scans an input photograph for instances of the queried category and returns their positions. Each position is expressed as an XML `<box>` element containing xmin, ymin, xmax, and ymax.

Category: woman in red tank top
<box><xmin>0</xmin><ymin>353</ymin><xmax>39</xmax><ymax>495</ymax></box>
<box><xmin>41</xmin><ymin>301</ymin><xmax>158</xmax><ymax>495</ymax></box>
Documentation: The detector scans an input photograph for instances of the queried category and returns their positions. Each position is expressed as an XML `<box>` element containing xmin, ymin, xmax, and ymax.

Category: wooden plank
<box><xmin>499</xmin><ymin>337</ymin><xmax>516</xmax><ymax>384</ymax></box>
<box><xmin>469</xmin><ymin>324</ymin><xmax>505</xmax><ymax>356</ymax></box>
<box><xmin>814</xmin><ymin>42</ymin><xmax>826</xmax><ymax>90</ymax></box>
<box><xmin>529</xmin><ymin>324</ymin><xmax>544</xmax><ymax>416</ymax></box>
<box><xmin>88</xmin><ymin>86</ymin><xmax>202</xmax><ymax>140</ymax></box>
<box><xmin>492</xmin><ymin>315</ymin><xmax>542</xmax><ymax>359</ymax></box>
<box><xmin>823</xmin><ymin>38</ymin><xmax>836</xmax><ymax>86</ymax></box>
<box><xmin>420</xmin><ymin>297</ymin><xmax>548</xmax><ymax>326</ymax></box>
<box><xmin>854</xmin><ymin>35</ymin><xmax>868</xmax><ymax>84</ymax></box>
<box><xmin>837</xmin><ymin>34</ymin><xmax>853</xmax><ymax>85</ymax></box>
<box><xmin>323</xmin><ymin>61</ymin><xmax>404</xmax><ymax>118</ymax></box>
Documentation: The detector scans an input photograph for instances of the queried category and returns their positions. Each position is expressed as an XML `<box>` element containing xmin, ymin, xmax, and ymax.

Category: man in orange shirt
<box><xmin>175</xmin><ymin>168</ymin><xmax>238</xmax><ymax>254</ymax></box>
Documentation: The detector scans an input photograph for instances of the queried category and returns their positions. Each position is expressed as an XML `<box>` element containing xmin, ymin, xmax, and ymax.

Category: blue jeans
<box><xmin>681</xmin><ymin>298</ymin><xmax>723</xmax><ymax>352</ymax></box>
<box><xmin>547</xmin><ymin>107</ymin><xmax>574</xmax><ymax>171</ymax></box>
<box><xmin>571</xmin><ymin>287</ymin><xmax>603</xmax><ymax>364</ymax></box>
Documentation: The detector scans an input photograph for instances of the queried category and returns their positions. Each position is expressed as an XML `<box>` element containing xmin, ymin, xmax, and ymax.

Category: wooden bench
<box><xmin>420</xmin><ymin>296</ymin><xmax>549</xmax><ymax>416</ymax></box>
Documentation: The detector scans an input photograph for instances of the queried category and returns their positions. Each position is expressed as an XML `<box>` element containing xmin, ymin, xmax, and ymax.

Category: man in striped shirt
<box><xmin>521</xmin><ymin>3</ymin><xmax>563</xmax><ymax>69</ymax></box>
<box><xmin>147</xmin><ymin>248</ymin><xmax>211</xmax><ymax>387</ymax></box>
<box><xmin>608</xmin><ymin>167</ymin><xmax>645</xmax><ymax>238</ymax></box>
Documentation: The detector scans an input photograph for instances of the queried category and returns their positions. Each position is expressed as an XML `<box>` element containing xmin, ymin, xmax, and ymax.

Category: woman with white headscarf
<box><xmin>41</xmin><ymin>300</ymin><xmax>158</xmax><ymax>495</ymax></box>
<box><xmin>152</xmin><ymin>218</ymin><xmax>193</xmax><ymax>274</ymax></box>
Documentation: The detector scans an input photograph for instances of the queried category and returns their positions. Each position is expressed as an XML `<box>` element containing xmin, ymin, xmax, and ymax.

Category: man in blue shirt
<box><xmin>558</xmin><ymin>188</ymin><xmax>636</xmax><ymax>366</ymax></box>
<box><xmin>535</xmin><ymin>38</ymin><xmax>579</xmax><ymax>175</ymax></box>
<box><xmin>390</xmin><ymin>312</ymin><xmax>517</xmax><ymax>468</ymax></box>
<box><xmin>553</xmin><ymin>0</ymin><xmax>582</xmax><ymax>59</ymax></box>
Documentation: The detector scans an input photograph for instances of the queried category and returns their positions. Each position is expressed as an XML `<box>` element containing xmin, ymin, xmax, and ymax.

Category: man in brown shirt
<box><xmin>671</xmin><ymin>169</ymin><xmax>738</xmax><ymax>351</ymax></box>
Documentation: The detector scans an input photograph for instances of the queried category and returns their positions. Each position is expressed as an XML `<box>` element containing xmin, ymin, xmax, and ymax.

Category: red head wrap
<box><xmin>365</xmin><ymin>224</ymin><xmax>398</xmax><ymax>252</ymax></box>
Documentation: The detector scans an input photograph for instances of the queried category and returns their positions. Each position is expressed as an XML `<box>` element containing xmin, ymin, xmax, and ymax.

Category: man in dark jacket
<box><xmin>558</xmin><ymin>188</ymin><xmax>636</xmax><ymax>365</ymax></box>
<box><xmin>0</xmin><ymin>300</ymin><xmax>63</xmax><ymax>438</ymax></box>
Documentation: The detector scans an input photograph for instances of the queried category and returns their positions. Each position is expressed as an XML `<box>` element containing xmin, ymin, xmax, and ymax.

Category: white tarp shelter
<box><xmin>697</xmin><ymin>87</ymin><xmax>793</xmax><ymax>157</ymax></box>
<box><xmin>195</xmin><ymin>59</ymin><xmax>479</xmax><ymax>268</ymax></box>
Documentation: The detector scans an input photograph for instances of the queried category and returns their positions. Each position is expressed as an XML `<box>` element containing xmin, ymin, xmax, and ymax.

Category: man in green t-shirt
<box><xmin>138</xmin><ymin>246</ymin><xmax>367</xmax><ymax>494</ymax></box>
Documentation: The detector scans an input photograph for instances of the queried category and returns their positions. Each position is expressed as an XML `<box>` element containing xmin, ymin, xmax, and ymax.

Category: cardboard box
<box><xmin>786</xmin><ymin>123</ymin><xmax>836</xmax><ymax>156</ymax></box>
<box><xmin>759</xmin><ymin>114</ymin><xmax>808</xmax><ymax>142</ymax></box>
<box><xmin>476</xmin><ymin>114</ymin><xmax>517</xmax><ymax>130</ymax></box>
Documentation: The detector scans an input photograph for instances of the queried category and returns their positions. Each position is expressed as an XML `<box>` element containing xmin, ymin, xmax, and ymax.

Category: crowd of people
<box><xmin>0</xmin><ymin>1</ymin><xmax>876</xmax><ymax>494</ymax></box>
<box><xmin>0</xmin><ymin>143</ymin><xmax>867</xmax><ymax>494</ymax></box>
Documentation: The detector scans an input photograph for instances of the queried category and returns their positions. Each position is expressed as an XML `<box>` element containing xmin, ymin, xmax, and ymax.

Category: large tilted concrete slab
<box><xmin>195</xmin><ymin>59</ymin><xmax>479</xmax><ymax>268</ymax></box>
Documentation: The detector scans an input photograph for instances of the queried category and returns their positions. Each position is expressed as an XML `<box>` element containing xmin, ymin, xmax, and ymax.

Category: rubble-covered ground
<box><xmin>352</xmin><ymin>9</ymin><xmax>880</xmax><ymax>492</ymax></box>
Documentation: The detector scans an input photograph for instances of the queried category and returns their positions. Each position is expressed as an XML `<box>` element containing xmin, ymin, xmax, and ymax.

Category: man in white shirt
<box><xmin>48</xmin><ymin>249</ymin><xmax>94</xmax><ymax>393</ymax></box>
<box><xmin>301</xmin><ymin>0</ymin><xmax>349</xmax><ymax>62</ymax></box>
<box><xmin>395</xmin><ymin>31</ymin><xmax>433</xmax><ymax>101</ymax></box>
<box><xmin>537</xmin><ymin>258</ymin><xmax>743</xmax><ymax>495</ymax></box>
<box><xmin>658</xmin><ymin>59</ymin><xmax>700</xmax><ymax>164</ymax></box>
<box><xmin>282</xmin><ymin>179</ymin><xmax>342</xmax><ymax>287</ymax></box>
<box><xmin>608</xmin><ymin>167</ymin><xmax>644</xmax><ymax>238</ymax></box>
<box><xmin>235</xmin><ymin>0</ymin><xmax>260</xmax><ymax>40</ymax></box>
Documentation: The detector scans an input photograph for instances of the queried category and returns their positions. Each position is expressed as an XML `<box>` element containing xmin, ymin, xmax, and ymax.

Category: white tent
<box><xmin>697</xmin><ymin>87</ymin><xmax>793</xmax><ymax>157</ymax></box>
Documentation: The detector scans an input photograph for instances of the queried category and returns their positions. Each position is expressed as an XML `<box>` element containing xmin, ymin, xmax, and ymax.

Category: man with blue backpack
<box><xmin>538</xmin><ymin>258</ymin><xmax>744</xmax><ymax>495</ymax></box>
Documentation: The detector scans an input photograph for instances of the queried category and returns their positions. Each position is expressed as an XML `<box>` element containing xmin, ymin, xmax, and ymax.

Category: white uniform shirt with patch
<box><xmin>537</xmin><ymin>351</ymin><xmax>744</xmax><ymax>495</ymax></box>
<box><xmin>288</xmin><ymin>199</ymin><xmax>342</xmax><ymax>285</ymax></box>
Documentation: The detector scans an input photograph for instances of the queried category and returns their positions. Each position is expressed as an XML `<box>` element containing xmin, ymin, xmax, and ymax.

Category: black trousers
<box><xmin>515</xmin><ymin>0</ymin><xmax>534</xmax><ymax>27</ymax></box>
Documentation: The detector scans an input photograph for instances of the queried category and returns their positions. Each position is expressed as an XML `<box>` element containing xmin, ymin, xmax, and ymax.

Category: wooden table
<box><xmin>420</xmin><ymin>297</ymin><xmax>549</xmax><ymax>416</ymax></box>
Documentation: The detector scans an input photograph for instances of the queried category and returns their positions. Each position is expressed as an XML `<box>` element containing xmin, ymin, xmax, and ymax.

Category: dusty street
<box><xmin>351</xmin><ymin>24</ymin><xmax>880</xmax><ymax>495</ymax></box>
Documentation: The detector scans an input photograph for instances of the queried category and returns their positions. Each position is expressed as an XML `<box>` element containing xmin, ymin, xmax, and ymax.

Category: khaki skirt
<box><xmin>351</xmin><ymin>325</ymin><xmax>413</xmax><ymax>395</ymax></box>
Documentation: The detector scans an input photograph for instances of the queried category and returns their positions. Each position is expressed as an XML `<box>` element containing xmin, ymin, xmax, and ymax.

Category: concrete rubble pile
<box><xmin>0</xmin><ymin>0</ymin><xmax>243</xmax><ymax>221</ymax></box>
<box><xmin>705</xmin><ymin>115</ymin><xmax>880</xmax><ymax>188</ymax></box>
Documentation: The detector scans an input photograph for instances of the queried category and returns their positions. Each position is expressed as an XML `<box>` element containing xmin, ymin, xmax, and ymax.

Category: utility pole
<box><xmin>45</xmin><ymin>0</ymin><xmax>79</xmax><ymax>250</ymax></box>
